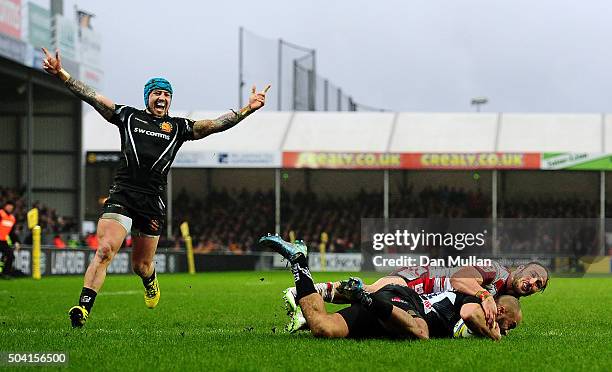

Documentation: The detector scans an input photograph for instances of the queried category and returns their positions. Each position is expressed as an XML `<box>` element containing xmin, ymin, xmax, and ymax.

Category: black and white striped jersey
<box><xmin>109</xmin><ymin>105</ymin><xmax>196</xmax><ymax>196</ymax></box>
<box><xmin>419</xmin><ymin>291</ymin><xmax>481</xmax><ymax>338</ymax></box>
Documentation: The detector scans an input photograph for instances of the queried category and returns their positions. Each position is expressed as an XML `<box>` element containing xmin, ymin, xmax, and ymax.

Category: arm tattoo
<box><xmin>193</xmin><ymin>107</ymin><xmax>253</xmax><ymax>139</ymax></box>
<box><xmin>65</xmin><ymin>77</ymin><xmax>114</xmax><ymax>119</ymax></box>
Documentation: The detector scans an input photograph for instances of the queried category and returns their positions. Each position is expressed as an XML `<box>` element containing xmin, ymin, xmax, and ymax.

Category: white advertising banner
<box><xmin>272</xmin><ymin>253</ymin><xmax>362</xmax><ymax>272</ymax></box>
<box><xmin>174</xmin><ymin>151</ymin><xmax>281</xmax><ymax>168</ymax></box>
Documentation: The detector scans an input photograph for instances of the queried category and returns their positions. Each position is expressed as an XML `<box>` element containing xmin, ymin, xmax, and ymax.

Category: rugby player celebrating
<box><xmin>261</xmin><ymin>235</ymin><xmax>521</xmax><ymax>340</ymax></box>
<box><xmin>42</xmin><ymin>48</ymin><xmax>270</xmax><ymax>328</ymax></box>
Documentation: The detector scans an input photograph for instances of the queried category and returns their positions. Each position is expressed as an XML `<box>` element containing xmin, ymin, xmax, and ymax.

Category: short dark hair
<box><xmin>523</xmin><ymin>261</ymin><xmax>550</xmax><ymax>292</ymax></box>
<box><xmin>497</xmin><ymin>295</ymin><xmax>521</xmax><ymax>311</ymax></box>
<box><xmin>4</xmin><ymin>200</ymin><xmax>15</xmax><ymax>207</ymax></box>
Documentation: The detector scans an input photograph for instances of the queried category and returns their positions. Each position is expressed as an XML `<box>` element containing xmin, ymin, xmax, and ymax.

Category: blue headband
<box><xmin>144</xmin><ymin>78</ymin><xmax>173</xmax><ymax>107</ymax></box>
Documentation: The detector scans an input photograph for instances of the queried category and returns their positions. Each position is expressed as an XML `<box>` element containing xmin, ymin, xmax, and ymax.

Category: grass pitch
<box><xmin>0</xmin><ymin>271</ymin><xmax>611</xmax><ymax>371</ymax></box>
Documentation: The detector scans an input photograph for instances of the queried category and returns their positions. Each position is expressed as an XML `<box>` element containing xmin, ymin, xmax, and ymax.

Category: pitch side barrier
<box><xmin>9</xmin><ymin>247</ymin><xmax>279</xmax><ymax>276</ymax></box>
<box><xmin>6</xmin><ymin>248</ymin><xmax>610</xmax><ymax>276</ymax></box>
<box><xmin>10</xmin><ymin>246</ymin><xmax>187</xmax><ymax>276</ymax></box>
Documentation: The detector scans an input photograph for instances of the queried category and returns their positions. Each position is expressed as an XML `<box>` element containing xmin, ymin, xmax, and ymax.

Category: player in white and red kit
<box><xmin>382</xmin><ymin>261</ymin><xmax>514</xmax><ymax>297</ymax></box>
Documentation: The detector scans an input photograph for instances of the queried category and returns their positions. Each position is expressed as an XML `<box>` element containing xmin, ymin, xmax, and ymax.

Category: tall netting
<box><xmin>354</xmin><ymin>102</ymin><xmax>387</xmax><ymax>112</ymax></box>
<box><xmin>240</xmin><ymin>28</ymin><xmax>386</xmax><ymax>112</ymax></box>
<box><xmin>291</xmin><ymin>52</ymin><xmax>315</xmax><ymax>111</ymax></box>
<box><xmin>327</xmin><ymin>81</ymin><xmax>353</xmax><ymax>111</ymax></box>
<box><xmin>241</xmin><ymin>29</ymin><xmax>279</xmax><ymax>109</ymax></box>
<box><xmin>313</xmin><ymin>77</ymin><xmax>351</xmax><ymax>111</ymax></box>
<box><xmin>314</xmin><ymin>75</ymin><xmax>327</xmax><ymax>110</ymax></box>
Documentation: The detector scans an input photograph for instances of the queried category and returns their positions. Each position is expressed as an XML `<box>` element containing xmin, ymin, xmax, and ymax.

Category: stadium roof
<box><xmin>83</xmin><ymin>111</ymin><xmax>608</xmax><ymax>153</ymax></box>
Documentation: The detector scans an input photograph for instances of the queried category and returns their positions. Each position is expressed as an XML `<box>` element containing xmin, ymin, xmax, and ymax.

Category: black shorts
<box><xmin>0</xmin><ymin>240</ymin><xmax>15</xmax><ymax>269</ymax></box>
<box><xmin>0</xmin><ymin>240</ymin><xmax>12</xmax><ymax>256</ymax></box>
<box><xmin>101</xmin><ymin>186</ymin><xmax>166</xmax><ymax>236</ymax></box>
<box><xmin>337</xmin><ymin>285</ymin><xmax>424</xmax><ymax>339</ymax></box>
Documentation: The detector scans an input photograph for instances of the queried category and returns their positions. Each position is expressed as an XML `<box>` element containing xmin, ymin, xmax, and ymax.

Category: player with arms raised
<box><xmin>42</xmin><ymin>48</ymin><xmax>271</xmax><ymax>328</ymax></box>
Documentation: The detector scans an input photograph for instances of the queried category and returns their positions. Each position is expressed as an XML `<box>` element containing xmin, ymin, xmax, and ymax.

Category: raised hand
<box><xmin>41</xmin><ymin>47</ymin><xmax>114</xmax><ymax>119</ymax></box>
<box><xmin>41</xmin><ymin>48</ymin><xmax>63</xmax><ymax>76</ymax></box>
<box><xmin>248</xmin><ymin>84</ymin><xmax>271</xmax><ymax>111</ymax></box>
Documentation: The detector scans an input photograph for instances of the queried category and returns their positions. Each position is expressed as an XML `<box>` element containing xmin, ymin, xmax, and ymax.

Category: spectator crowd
<box><xmin>1</xmin><ymin>187</ymin><xmax>77</xmax><ymax>244</ymax></box>
<box><xmin>172</xmin><ymin>185</ymin><xmax>601</xmax><ymax>255</ymax></box>
<box><xmin>1</xmin><ymin>185</ymin><xmax>605</xmax><ymax>256</ymax></box>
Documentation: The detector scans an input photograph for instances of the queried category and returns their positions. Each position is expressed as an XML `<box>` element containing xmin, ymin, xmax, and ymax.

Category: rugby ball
<box><xmin>453</xmin><ymin>319</ymin><xmax>476</xmax><ymax>338</ymax></box>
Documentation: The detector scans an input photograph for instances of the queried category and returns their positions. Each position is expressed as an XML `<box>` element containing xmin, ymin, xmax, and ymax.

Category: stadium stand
<box><xmin>33</xmin><ymin>110</ymin><xmax>607</xmax><ymax>260</ymax></box>
<box><xmin>0</xmin><ymin>187</ymin><xmax>77</xmax><ymax>242</ymax></box>
<box><xmin>169</xmin><ymin>186</ymin><xmax>598</xmax><ymax>254</ymax></box>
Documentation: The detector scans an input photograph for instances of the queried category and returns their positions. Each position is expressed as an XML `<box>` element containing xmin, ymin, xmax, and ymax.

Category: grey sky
<box><xmin>54</xmin><ymin>0</ymin><xmax>612</xmax><ymax>113</ymax></box>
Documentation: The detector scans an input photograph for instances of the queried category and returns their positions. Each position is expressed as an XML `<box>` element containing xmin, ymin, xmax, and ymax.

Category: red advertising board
<box><xmin>283</xmin><ymin>152</ymin><xmax>405</xmax><ymax>169</ymax></box>
<box><xmin>0</xmin><ymin>0</ymin><xmax>21</xmax><ymax>39</ymax></box>
<box><xmin>282</xmin><ymin>152</ymin><xmax>541</xmax><ymax>170</ymax></box>
<box><xmin>405</xmin><ymin>153</ymin><xmax>541</xmax><ymax>170</ymax></box>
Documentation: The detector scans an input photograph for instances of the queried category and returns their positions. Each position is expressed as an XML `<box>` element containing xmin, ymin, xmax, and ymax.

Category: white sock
<box><xmin>289</xmin><ymin>282</ymin><xmax>334</xmax><ymax>302</ymax></box>
<box><xmin>314</xmin><ymin>282</ymin><xmax>334</xmax><ymax>302</ymax></box>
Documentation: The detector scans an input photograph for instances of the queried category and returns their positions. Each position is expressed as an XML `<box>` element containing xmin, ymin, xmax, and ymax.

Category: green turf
<box><xmin>0</xmin><ymin>272</ymin><xmax>611</xmax><ymax>371</ymax></box>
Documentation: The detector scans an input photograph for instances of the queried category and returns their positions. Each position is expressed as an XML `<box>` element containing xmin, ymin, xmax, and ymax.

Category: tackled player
<box><xmin>283</xmin><ymin>252</ymin><xmax>547</xmax><ymax>332</ymax></box>
<box><xmin>260</xmin><ymin>235</ymin><xmax>521</xmax><ymax>340</ymax></box>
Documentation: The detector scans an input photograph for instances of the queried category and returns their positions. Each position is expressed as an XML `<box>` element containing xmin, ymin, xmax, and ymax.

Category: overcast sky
<box><xmin>44</xmin><ymin>0</ymin><xmax>612</xmax><ymax>113</ymax></box>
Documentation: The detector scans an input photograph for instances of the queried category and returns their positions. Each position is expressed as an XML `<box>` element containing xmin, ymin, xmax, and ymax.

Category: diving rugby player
<box><xmin>282</xmin><ymin>240</ymin><xmax>546</xmax><ymax>331</ymax></box>
<box><xmin>42</xmin><ymin>48</ymin><xmax>270</xmax><ymax>327</ymax></box>
<box><xmin>260</xmin><ymin>235</ymin><xmax>521</xmax><ymax>340</ymax></box>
